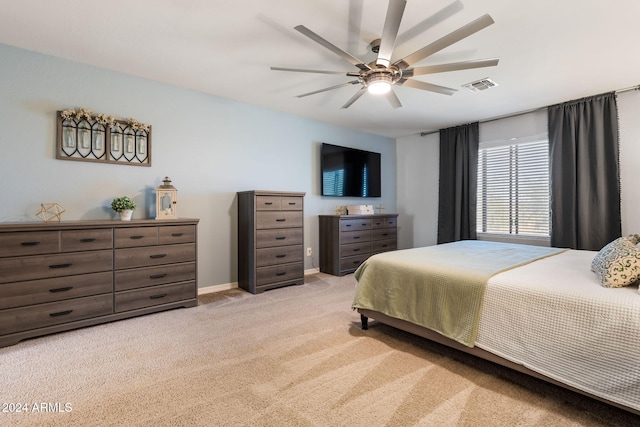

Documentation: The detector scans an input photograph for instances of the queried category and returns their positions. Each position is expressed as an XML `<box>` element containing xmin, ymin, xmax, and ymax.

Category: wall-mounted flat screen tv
<box><xmin>321</xmin><ymin>143</ymin><xmax>381</xmax><ymax>197</ymax></box>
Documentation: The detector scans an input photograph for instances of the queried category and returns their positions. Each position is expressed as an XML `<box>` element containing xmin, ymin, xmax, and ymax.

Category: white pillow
<box><xmin>591</xmin><ymin>236</ymin><xmax>640</xmax><ymax>288</ymax></box>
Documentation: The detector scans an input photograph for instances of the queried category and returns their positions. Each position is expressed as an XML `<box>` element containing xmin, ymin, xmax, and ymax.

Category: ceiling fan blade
<box><xmin>400</xmin><ymin>78</ymin><xmax>457</xmax><ymax>95</ymax></box>
<box><xmin>294</xmin><ymin>25</ymin><xmax>370</xmax><ymax>71</ymax></box>
<box><xmin>386</xmin><ymin>88</ymin><xmax>402</xmax><ymax>108</ymax></box>
<box><xmin>341</xmin><ymin>87</ymin><xmax>368</xmax><ymax>109</ymax></box>
<box><xmin>407</xmin><ymin>58</ymin><xmax>499</xmax><ymax>76</ymax></box>
<box><xmin>376</xmin><ymin>0</ymin><xmax>407</xmax><ymax>68</ymax></box>
<box><xmin>396</xmin><ymin>0</ymin><xmax>463</xmax><ymax>47</ymax></box>
<box><xmin>395</xmin><ymin>14</ymin><xmax>494</xmax><ymax>68</ymax></box>
<box><xmin>297</xmin><ymin>80</ymin><xmax>360</xmax><ymax>98</ymax></box>
<box><xmin>271</xmin><ymin>66</ymin><xmax>359</xmax><ymax>76</ymax></box>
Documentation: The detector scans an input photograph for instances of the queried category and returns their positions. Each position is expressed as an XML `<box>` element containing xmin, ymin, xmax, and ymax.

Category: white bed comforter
<box><xmin>477</xmin><ymin>249</ymin><xmax>640</xmax><ymax>411</ymax></box>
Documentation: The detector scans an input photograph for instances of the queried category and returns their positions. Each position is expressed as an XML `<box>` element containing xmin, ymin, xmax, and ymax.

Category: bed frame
<box><xmin>358</xmin><ymin>308</ymin><xmax>639</xmax><ymax>416</ymax></box>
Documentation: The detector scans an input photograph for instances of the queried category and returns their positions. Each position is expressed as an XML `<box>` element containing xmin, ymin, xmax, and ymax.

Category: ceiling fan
<box><xmin>271</xmin><ymin>0</ymin><xmax>499</xmax><ymax>109</ymax></box>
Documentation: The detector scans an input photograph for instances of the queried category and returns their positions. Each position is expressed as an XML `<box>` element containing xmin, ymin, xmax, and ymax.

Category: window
<box><xmin>477</xmin><ymin>138</ymin><xmax>550</xmax><ymax>238</ymax></box>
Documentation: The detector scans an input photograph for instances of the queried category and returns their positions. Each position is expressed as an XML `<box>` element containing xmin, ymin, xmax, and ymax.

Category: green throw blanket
<box><xmin>352</xmin><ymin>240</ymin><xmax>566</xmax><ymax>347</ymax></box>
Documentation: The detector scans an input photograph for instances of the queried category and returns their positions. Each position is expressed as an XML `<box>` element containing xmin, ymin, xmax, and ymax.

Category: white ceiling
<box><xmin>1</xmin><ymin>0</ymin><xmax>638</xmax><ymax>138</ymax></box>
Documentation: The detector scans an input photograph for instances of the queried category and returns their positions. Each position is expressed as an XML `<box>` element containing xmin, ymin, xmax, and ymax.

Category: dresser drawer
<box><xmin>0</xmin><ymin>294</ymin><xmax>113</xmax><ymax>335</ymax></box>
<box><xmin>115</xmin><ymin>262</ymin><xmax>196</xmax><ymax>291</ymax></box>
<box><xmin>158</xmin><ymin>225</ymin><xmax>196</xmax><ymax>245</ymax></box>
<box><xmin>256</xmin><ymin>211</ymin><xmax>303</xmax><ymax>229</ymax></box>
<box><xmin>256</xmin><ymin>195</ymin><xmax>282</xmax><ymax>211</ymax></box>
<box><xmin>384</xmin><ymin>217</ymin><xmax>397</xmax><ymax>227</ymax></box>
<box><xmin>340</xmin><ymin>218</ymin><xmax>371</xmax><ymax>231</ymax></box>
<box><xmin>340</xmin><ymin>254</ymin><xmax>368</xmax><ymax>273</ymax></box>
<box><xmin>340</xmin><ymin>241</ymin><xmax>371</xmax><ymax>258</ymax></box>
<box><xmin>256</xmin><ymin>245</ymin><xmax>303</xmax><ymax>267</ymax></box>
<box><xmin>114</xmin><ymin>227</ymin><xmax>158</xmax><ymax>248</ymax></box>
<box><xmin>0</xmin><ymin>272</ymin><xmax>113</xmax><ymax>310</ymax></box>
<box><xmin>0</xmin><ymin>231</ymin><xmax>59</xmax><ymax>258</ymax></box>
<box><xmin>115</xmin><ymin>281</ymin><xmax>195</xmax><ymax>313</ymax></box>
<box><xmin>61</xmin><ymin>229</ymin><xmax>113</xmax><ymax>252</ymax></box>
<box><xmin>115</xmin><ymin>243</ymin><xmax>196</xmax><ymax>270</ymax></box>
<box><xmin>256</xmin><ymin>262</ymin><xmax>303</xmax><ymax>286</ymax></box>
<box><xmin>371</xmin><ymin>218</ymin><xmax>386</xmax><ymax>228</ymax></box>
<box><xmin>340</xmin><ymin>230</ymin><xmax>371</xmax><ymax>244</ymax></box>
<box><xmin>371</xmin><ymin>239</ymin><xmax>397</xmax><ymax>254</ymax></box>
<box><xmin>0</xmin><ymin>250</ymin><xmax>113</xmax><ymax>284</ymax></box>
<box><xmin>281</xmin><ymin>196</ymin><xmax>303</xmax><ymax>211</ymax></box>
<box><xmin>371</xmin><ymin>217</ymin><xmax>397</xmax><ymax>228</ymax></box>
<box><xmin>371</xmin><ymin>228</ymin><xmax>397</xmax><ymax>241</ymax></box>
<box><xmin>256</xmin><ymin>228</ymin><xmax>303</xmax><ymax>248</ymax></box>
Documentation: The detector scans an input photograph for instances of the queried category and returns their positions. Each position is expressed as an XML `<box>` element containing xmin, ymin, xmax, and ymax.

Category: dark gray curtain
<box><xmin>549</xmin><ymin>92</ymin><xmax>621</xmax><ymax>250</ymax></box>
<box><xmin>437</xmin><ymin>122</ymin><xmax>479</xmax><ymax>244</ymax></box>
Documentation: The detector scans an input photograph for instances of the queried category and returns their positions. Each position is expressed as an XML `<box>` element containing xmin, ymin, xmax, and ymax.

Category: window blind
<box><xmin>477</xmin><ymin>139</ymin><xmax>550</xmax><ymax>236</ymax></box>
<box><xmin>323</xmin><ymin>169</ymin><xmax>345</xmax><ymax>196</ymax></box>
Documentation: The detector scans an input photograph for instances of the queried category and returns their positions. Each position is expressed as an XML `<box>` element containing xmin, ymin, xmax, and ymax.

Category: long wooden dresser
<box><xmin>238</xmin><ymin>190</ymin><xmax>305</xmax><ymax>294</ymax></box>
<box><xmin>319</xmin><ymin>214</ymin><xmax>398</xmax><ymax>276</ymax></box>
<box><xmin>0</xmin><ymin>218</ymin><xmax>198</xmax><ymax>348</ymax></box>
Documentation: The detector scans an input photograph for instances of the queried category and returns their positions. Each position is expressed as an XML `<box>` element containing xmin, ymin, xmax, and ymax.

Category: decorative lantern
<box><xmin>155</xmin><ymin>176</ymin><xmax>178</xmax><ymax>219</ymax></box>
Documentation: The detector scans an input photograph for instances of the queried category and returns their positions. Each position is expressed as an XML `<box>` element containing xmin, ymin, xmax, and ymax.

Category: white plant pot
<box><xmin>119</xmin><ymin>210</ymin><xmax>133</xmax><ymax>221</ymax></box>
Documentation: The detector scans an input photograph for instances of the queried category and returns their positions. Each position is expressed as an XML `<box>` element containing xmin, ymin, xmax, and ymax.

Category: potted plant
<box><xmin>111</xmin><ymin>196</ymin><xmax>136</xmax><ymax>221</ymax></box>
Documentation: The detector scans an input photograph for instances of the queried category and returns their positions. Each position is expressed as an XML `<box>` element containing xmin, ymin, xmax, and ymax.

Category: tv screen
<box><xmin>321</xmin><ymin>143</ymin><xmax>381</xmax><ymax>197</ymax></box>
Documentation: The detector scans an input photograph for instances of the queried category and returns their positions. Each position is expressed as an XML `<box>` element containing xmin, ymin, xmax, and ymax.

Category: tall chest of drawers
<box><xmin>0</xmin><ymin>219</ymin><xmax>198</xmax><ymax>348</ymax></box>
<box><xmin>238</xmin><ymin>190</ymin><xmax>305</xmax><ymax>294</ymax></box>
<box><xmin>319</xmin><ymin>214</ymin><xmax>398</xmax><ymax>276</ymax></box>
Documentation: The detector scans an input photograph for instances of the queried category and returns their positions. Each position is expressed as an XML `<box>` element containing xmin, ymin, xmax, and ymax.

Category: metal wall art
<box><xmin>57</xmin><ymin>108</ymin><xmax>152</xmax><ymax>166</ymax></box>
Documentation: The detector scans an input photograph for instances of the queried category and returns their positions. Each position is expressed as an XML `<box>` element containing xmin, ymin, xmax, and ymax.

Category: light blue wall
<box><xmin>0</xmin><ymin>43</ymin><xmax>396</xmax><ymax>288</ymax></box>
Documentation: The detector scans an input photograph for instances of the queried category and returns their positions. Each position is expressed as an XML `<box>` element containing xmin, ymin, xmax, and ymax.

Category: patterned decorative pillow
<box><xmin>591</xmin><ymin>236</ymin><xmax>640</xmax><ymax>287</ymax></box>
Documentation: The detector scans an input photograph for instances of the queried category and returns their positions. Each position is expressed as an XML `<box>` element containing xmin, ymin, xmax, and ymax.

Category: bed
<box><xmin>352</xmin><ymin>240</ymin><xmax>640</xmax><ymax>415</ymax></box>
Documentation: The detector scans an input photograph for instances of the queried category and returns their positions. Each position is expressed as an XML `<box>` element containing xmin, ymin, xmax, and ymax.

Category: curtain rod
<box><xmin>419</xmin><ymin>84</ymin><xmax>640</xmax><ymax>137</ymax></box>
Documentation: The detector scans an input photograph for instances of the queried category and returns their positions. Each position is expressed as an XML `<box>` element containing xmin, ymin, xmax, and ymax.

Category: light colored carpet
<box><xmin>1</xmin><ymin>273</ymin><xmax>638</xmax><ymax>426</ymax></box>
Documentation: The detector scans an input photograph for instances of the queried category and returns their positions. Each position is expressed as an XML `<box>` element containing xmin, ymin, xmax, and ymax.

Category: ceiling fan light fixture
<box><xmin>366</xmin><ymin>74</ymin><xmax>392</xmax><ymax>94</ymax></box>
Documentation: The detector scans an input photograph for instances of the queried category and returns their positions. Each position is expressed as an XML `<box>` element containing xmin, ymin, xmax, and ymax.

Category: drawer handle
<box><xmin>353</xmin><ymin>236</ymin><xmax>360</xmax><ymax>240</ymax></box>
<box><xmin>264</xmin><ymin>202</ymin><xmax>273</xmax><ymax>205</ymax></box>
<box><xmin>288</xmin><ymin>202</ymin><xmax>296</xmax><ymax>205</ymax></box>
<box><xmin>275</xmin><ymin>236</ymin><xmax>286</xmax><ymax>240</ymax></box>
<box><xmin>150</xmin><ymin>273</ymin><xmax>168</xmax><ymax>279</ymax></box>
<box><xmin>382</xmin><ymin>244</ymin><xmax>388</xmax><ymax>248</ymax></box>
<box><xmin>171</xmin><ymin>232</ymin><xmax>184</xmax><ymax>237</ymax></box>
<box><xmin>150</xmin><ymin>293</ymin><xmax>167</xmax><ymax>300</ymax></box>
<box><xmin>21</xmin><ymin>241</ymin><xmax>40</xmax><ymax>246</ymax></box>
<box><xmin>361</xmin><ymin>223</ymin><xmax>367</xmax><ymax>226</ymax></box>
<box><xmin>275</xmin><ymin>218</ymin><xmax>286</xmax><ymax>222</ymax></box>
<box><xmin>149</xmin><ymin>254</ymin><xmax>167</xmax><ymax>259</ymax></box>
<box><xmin>275</xmin><ymin>272</ymin><xmax>286</xmax><ymax>276</ymax></box>
<box><xmin>50</xmin><ymin>310</ymin><xmax>73</xmax><ymax>317</ymax></box>
<box><xmin>49</xmin><ymin>286</ymin><xmax>73</xmax><ymax>293</ymax></box>
<box><xmin>381</xmin><ymin>233</ymin><xmax>388</xmax><ymax>237</ymax></box>
<box><xmin>275</xmin><ymin>254</ymin><xmax>286</xmax><ymax>258</ymax></box>
<box><xmin>345</xmin><ymin>224</ymin><xmax>352</xmax><ymax>227</ymax></box>
<box><xmin>49</xmin><ymin>263</ymin><xmax>72</xmax><ymax>269</ymax></box>
<box><xmin>353</xmin><ymin>260</ymin><xmax>361</xmax><ymax>265</ymax></box>
<box><xmin>353</xmin><ymin>248</ymin><xmax>360</xmax><ymax>252</ymax></box>
<box><xmin>80</xmin><ymin>238</ymin><xmax>97</xmax><ymax>243</ymax></box>
<box><xmin>129</xmin><ymin>235</ymin><xmax>145</xmax><ymax>240</ymax></box>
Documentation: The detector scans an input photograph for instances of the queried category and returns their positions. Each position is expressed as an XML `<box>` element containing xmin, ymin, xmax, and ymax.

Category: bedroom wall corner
<box><xmin>618</xmin><ymin>90</ymin><xmax>640</xmax><ymax>236</ymax></box>
<box><xmin>395</xmin><ymin>132</ymin><xmax>439</xmax><ymax>249</ymax></box>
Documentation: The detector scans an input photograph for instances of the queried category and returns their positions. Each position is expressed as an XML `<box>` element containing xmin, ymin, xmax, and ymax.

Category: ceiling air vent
<box><xmin>462</xmin><ymin>78</ymin><xmax>498</xmax><ymax>92</ymax></box>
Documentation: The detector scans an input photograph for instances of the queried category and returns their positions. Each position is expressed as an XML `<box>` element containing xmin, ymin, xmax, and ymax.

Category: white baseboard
<box><xmin>197</xmin><ymin>268</ymin><xmax>321</xmax><ymax>295</ymax></box>
<box><xmin>198</xmin><ymin>282</ymin><xmax>238</xmax><ymax>295</ymax></box>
